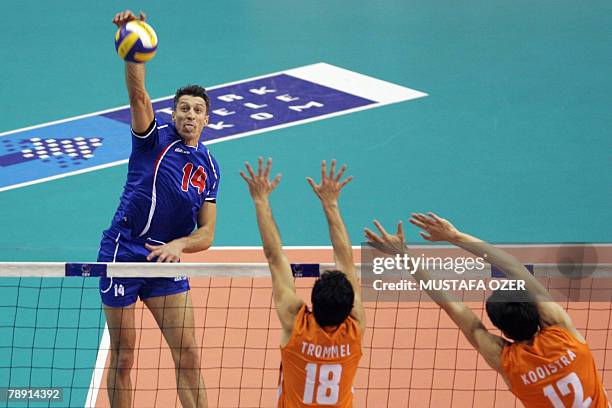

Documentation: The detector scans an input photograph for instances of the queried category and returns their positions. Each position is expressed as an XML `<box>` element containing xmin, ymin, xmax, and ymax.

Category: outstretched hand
<box><xmin>364</xmin><ymin>220</ymin><xmax>407</xmax><ymax>255</ymax></box>
<box><xmin>240</xmin><ymin>157</ymin><xmax>282</xmax><ymax>202</ymax></box>
<box><xmin>409</xmin><ymin>212</ymin><xmax>461</xmax><ymax>243</ymax></box>
<box><xmin>306</xmin><ymin>159</ymin><xmax>353</xmax><ymax>205</ymax></box>
<box><xmin>113</xmin><ymin>10</ymin><xmax>146</xmax><ymax>27</ymax></box>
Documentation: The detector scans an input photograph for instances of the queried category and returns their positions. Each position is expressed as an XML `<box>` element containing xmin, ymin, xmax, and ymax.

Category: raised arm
<box><xmin>410</xmin><ymin>213</ymin><xmax>551</xmax><ymax>300</ymax></box>
<box><xmin>112</xmin><ymin>10</ymin><xmax>154</xmax><ymax>133</ymax></box>
<box><xmin>409</xmin><ymin>212</ymin><xmax>579</xmax><ymax>336</ymax></box>
<box><xmin>307</xmin><ymin>160</ymin><xmax>365</xmax><ymax>333</ymax></box>
<box><xmin>365</xmin><ymin>220</ymin><xmax>507</xmax><ymax>375</ymax></box>
<box><xmin>241</xmin><ymin>158</ymin><xmax>303</xmax><ymax>344</ymax></box>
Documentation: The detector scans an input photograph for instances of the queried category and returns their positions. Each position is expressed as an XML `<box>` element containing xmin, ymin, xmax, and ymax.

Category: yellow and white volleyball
<box><xmin>114</xmin><ymin>20</ymin><xmax>158</xmax><ymax>63</ymax></box>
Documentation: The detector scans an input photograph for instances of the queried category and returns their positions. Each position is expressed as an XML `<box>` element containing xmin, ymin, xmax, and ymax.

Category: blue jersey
<box><xmin>104</xmin><ymin>116</ymin><xmax>220</xmax><ymax>244</ymax></box>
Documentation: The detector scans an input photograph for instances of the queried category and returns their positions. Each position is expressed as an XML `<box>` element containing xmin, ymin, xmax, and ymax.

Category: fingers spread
<box><xmin>411</xmin><ymin>212</ymin><xmax>427</xmax><ymax>221</ymax></box>
<box><xmin>306</xmin><ymin>177</ymin><xmax>317</xmax><ymax>190</ymax></box>
<box><xmin>409</xmin><ymin>218</ymin><xmax>427</xmax><ymax>230</ymax></box>
<box><xmin>239</xmin><ymin>171</ymin><xmax>250</xmax><ymax>183</ymax></box>
<box><xmin>271</xmin><ymin>174</ymin><xmax>282</xmax><ymax>189</ymax></box>
<box><xmin>335</xmin><ymin>164</ymin><xmax>347</xmax><ymax>182</ymax></box>
<box><xmin>364</xmin><ymin>228</ymin><xmax>383</xmax><ymax>243</ymax></box>
<box><xmin>373</xmin><ymin>219</ymin><xmax>389</xmax><ymax>236</ymax></box>
<box><xmin>397</xmin><ymin>220</ymin><xmax>404</xmax><ymax>237</ymax></box>
<box><xmin>245</xmin><ymin>162</ymin><xmax>256</xmax><ymax>178</ymax></box>
<box><xmin>339</xmin><ymin>175</ymin><xmax>353</xmax><ymax>188</ymax></box>
<box><xmin>264</xmin><ymin>157</ymin><xmax>272</xmax><ymax>178</ymax></box>
<box><xmin>419</xmin><ymin>231</ymin><xmax>433</xmax><ymax>241</ymax></box>
<box><xmin>321</xmin><ymin>160</ymin><xmax>327</xmax><ymax>181</ymax></box>
<box><xmin>428</xmin><ymin>212</ymin><xmax>444</xmax><ymax>223</ymax></box>
<box><xmin>411</xmin><ymin>213</ymin><xmax>434</xmax><ymax>226</ymax></box>
<box><xmin>419</xmin><ymin>213</ymin><xmax>436</xmax><ymax>225</ymax></box>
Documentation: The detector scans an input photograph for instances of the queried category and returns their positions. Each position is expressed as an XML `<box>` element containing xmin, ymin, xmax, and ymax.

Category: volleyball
<box><xmin>114</xmin><ymin>20</ymin><xmax>158</xmax><ymax>63</ymax></box>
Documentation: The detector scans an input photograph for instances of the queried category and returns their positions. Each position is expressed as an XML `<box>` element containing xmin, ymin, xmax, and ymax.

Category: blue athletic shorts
<box><xmin>97</xmin><ymin>232</ymin><xmax>190</xmax><ymax>307</ymax></box>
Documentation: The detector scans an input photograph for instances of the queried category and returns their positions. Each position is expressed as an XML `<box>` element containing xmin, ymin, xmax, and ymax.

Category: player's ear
<box><xmin>171</xmin><ymin>110</ymin><xmax>176</xmax><ymax>122</ymax></box>
<box><xmin>203</xmin><ymin>115</ymin><xmax>209</xmax><ymax>127</ymax></box>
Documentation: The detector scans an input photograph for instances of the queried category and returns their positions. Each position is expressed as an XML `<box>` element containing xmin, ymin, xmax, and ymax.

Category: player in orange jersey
<box><xmin>241</xmin><ymin>158</ymin><xmax>365</xmax><ymax>407</ymax></box>
<box><xmin>366</xmin><ymin>213</ymin><xmax>610</xmax><ymax>408</ymax></box>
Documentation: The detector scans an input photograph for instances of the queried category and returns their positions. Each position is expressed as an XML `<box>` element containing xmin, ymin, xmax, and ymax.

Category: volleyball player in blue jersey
<box><xmin>97</xmin><ymin>10</ymin><xmax>218</xmax><ymax>408</ymax></box>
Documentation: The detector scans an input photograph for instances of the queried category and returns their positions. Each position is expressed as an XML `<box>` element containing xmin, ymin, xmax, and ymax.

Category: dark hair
<box><xmin>174</xmin><ymin>84</ymin><xmax>210</xmax><ymax>115</ymax></box>
<box><xmin>311</xmin><ymin>270</ymin><xmax>354</xmax><ymax>328</ymax></box>
<box><xmin>486</xmin><ymin>290</ymin><xmax>540</xmax><ymax>342</ymax></box>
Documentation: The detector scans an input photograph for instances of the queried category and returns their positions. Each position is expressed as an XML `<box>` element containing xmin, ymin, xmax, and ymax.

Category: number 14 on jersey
<box><xmin>181</xmin><ymin>163</ymin><xmax>207</xmax><ymax>194</ymax></box>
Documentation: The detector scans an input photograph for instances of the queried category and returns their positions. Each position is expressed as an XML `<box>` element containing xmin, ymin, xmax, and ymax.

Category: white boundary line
<box><xmin>85</xmin><ymin>323</ymin><xmax>110</xmax><ymax>408</ymax></box>
<box><xmin>0</xmin><ymin>160</ymin><xmax>129</xmax><ymax>193</ymax></box>
<box><xmin>287</xmin><ymin>63</ymin><xmax>426</xmax><ymax>103</ymax></box>
<box><xmin>0</xmin><ymin>63</ymin><xmax>426</xmax><ymax>193</ymax></box>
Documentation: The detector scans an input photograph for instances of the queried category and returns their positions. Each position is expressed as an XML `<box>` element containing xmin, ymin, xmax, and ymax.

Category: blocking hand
<box><xmin>306</xmin><ymin>159</ymin><xmax>353</xmax><ymax>205</ymax></box>
<box><xmin>240</xmin><ymin>157</ymin><xmax>282</xmax><ymax>202</ymax></box>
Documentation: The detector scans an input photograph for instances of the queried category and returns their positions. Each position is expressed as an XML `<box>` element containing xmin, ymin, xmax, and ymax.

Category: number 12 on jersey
<box><xmin>303</xmin><ymin>363</ymin><xmax>342</xmax><ymax>405</ymax></box>
<box><xmin>543</xmin><ymin>372</ymin><xmax>592</xmax><ymax>407</ymax></box>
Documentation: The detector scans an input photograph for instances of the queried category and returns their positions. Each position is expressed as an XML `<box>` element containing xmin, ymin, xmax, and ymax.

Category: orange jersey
<box><xmin>277</xmin><ymin>305</ymin><xmax>362</xmax><ymax>407</ymax></box>
<box><xmin>502</xmin><ymin>326</ymin><xmax>610</xmax><ymax>407</ymax></box>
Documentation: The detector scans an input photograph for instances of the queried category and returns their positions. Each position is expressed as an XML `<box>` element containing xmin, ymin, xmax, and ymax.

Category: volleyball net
<box><xmin>1</xmin><ymin>245</ymin><xmax>611</xmax><ymax>408</ymax></box>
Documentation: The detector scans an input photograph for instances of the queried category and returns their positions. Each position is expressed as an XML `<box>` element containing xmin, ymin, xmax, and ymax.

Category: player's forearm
<box><xmin>453</xmin><ymin>233</ymin><xmax>531</xmax><ymax>279</ymax></box>
<box><xmin>404</xmin><ymin>253</ymin><xmax>479</xmax><ymax>333</ymax></box>
<box><xmin>125</xmin><ymin>62</ymin><xmax>148</xmax><ymax>101</ymax></box>
<box><xmin>173</xmin><ymin>226</ymin><xmax>215</xmax><ymax>253</ymax></box>
<box><xmin>253</xmin><ymin>198</ymin><xmax>297</xmax><ymax>299</ymax></box>
<box><xmin>125</xmin><ymin>62</ymin><xmax>154</xmax><ymax>131</ymax></box>
<box><xmin>254</xmin><ymin>198</ymin><xmax>284</xmax><ymax>261</ymax></box>
<box><xmin>451</xmin><ymin>233</ymin><xmax>551</xmax><ymax>299</ymax></box>
<box><xmin>322</xmin><ymin>202</ymin><xmax>354</xmax><ymax>270</ymax></box>
<box><xmin>388</xmin><ymin>245</ymin><xmax>457</xmax><ymax>304</ymax></box>
<box><xmin>410</xmin><ymin>262</ymin><xmax>456</xmax><ymax>304</ymax></box>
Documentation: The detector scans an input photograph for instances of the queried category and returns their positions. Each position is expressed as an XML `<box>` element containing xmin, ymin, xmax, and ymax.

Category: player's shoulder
<box><xmin>197</xmin><ymin>141</ymin><xmax>211</xmax><ymax>154</ymax></box>
<box><xmin>197</xmin><ymin>142</ymin><xmax>215</xmax><ymax>157</ymax></box>
<box><xmin>153</xmin><ymin>116</ymin><xmax>175</xmax><ymax>135</ymax></box>
<box><xmin>294</xmin><ymin>303</ymin><xmax>310</xmax><ymax>323</ymax></box>
<box><xmin>280</xmin><ymin>303</ymin><xmax>308</xmax><ymax>349</ymax></box>
<box><xmin>346</xmin><ymin>314</ymin><xmax>363</xmax><ymax>337</ymax></box>
<box><xmin>198</xmin><ymin>143</ymin><xmax>220</xmax><ymax>173</ymax></box>
<box><xmin>538</xmin><ymin>325</ymin><xmax>587</xmax><ymax>345</ymax></box>
<box><xmin>134</xmin><ymin>115</ymin><xmax>173</xmax><ymax>140</ymax></box>
<box><xmin>288</xmin><ymin>304</ymin><xmax>312</xmax><ymax>333</ymax></box>
<box><xmin>539</xmin><ymin>325</ymin><xmax>569</xmax><ymax>335</ymax></box>
<box><xmin>504</xmin><ymin>326</ymin><xmax>584</xmax><ymax>359</ymax></box>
